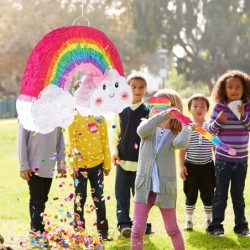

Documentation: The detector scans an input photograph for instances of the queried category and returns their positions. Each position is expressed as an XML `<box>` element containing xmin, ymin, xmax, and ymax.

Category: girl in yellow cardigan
<box><xmin>65</xmin><ymin>106</ymin><xmax>112</xmax><ymax>240</ymax></box>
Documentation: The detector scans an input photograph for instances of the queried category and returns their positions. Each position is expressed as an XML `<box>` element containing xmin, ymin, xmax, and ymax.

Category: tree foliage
<box><xmin>0</xmin><ymin>0</ymin><xmax>136</xmax><ymax>93</ymax></box>
<box><xmin>133</xmin><ymin>0</ymin><xmax>250</xmax><ymax>91</ymax></box>
<box><xmin>3</xmin><ymin>0</ymin><xmax>250</xmax><ymax>95</ymax></box>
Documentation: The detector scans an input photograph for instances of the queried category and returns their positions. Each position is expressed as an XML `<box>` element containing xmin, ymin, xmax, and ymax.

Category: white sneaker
<box><xmin>184</xmin><ymin>221</ymin><xmax>193</xmax><ymax>231</ymax></box>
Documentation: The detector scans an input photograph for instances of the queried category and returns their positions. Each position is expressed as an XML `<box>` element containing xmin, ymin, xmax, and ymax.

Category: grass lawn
<box><xmin>0</xmin><ymin>118</ymin><xmax>250</xmax><ymax>249</ymax></box>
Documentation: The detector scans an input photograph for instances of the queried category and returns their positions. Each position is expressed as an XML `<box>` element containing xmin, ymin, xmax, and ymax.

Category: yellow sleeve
<box><xmin>101</xmin><ymin>116</ymin><xmax>111</xmax><ymax>170</ymax></box>
<box><xmin>109</xmin><ymin>113</ymin><xmax>121</xmax><ymax>156</ymax></box>
<box><xmin>65</xmin><ymin>116</ymin><xmax>78</xmax><ymax>170</ymax></box>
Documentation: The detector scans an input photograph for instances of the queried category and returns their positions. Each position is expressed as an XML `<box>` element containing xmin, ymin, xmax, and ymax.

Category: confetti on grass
<box><xmin>11</xmin><ymin>166</ymin><xmax>114</xmax><ymax>249</ymax></box>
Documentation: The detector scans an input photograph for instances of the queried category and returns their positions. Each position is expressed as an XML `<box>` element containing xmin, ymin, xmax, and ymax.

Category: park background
<box><xmin>1</xmin><ymin>113</ymin><xmax>250</xmax><ymax>250</ymax></box>
<box><xmin>1</xmin><ymin>0</ymin><xmax>250</xmax><ymax>249</ymax></box>
<box><xmin>2</xmin><ymin>0</ymin><xmax>250</xmax><ymax>117</ymax></box>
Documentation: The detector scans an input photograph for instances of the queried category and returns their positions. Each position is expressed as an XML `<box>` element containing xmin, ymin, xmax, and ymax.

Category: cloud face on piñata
<box><xmin>74</xmin><ymin>69</ymin><xmax>132</xmax><ymax>116</ymax></box>
<box><xmin>16</xmin><ymin>26</ymin><xmax>130</xmax><ymax>133</ymax></box>
<box><xmin>90</xmin><ymin>69</ymin><xmax>131</xmax><ymax>114</ymax></box>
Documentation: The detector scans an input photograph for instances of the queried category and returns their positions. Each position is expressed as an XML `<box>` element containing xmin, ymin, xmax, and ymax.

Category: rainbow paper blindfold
<box><xmin>147</xmin><ymin>96</ymin><xmax>171</xmax><ymax>110</ymax></box>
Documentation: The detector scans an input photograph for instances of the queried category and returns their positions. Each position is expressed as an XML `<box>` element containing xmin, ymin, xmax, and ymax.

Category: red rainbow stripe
<box><xmin>20</xmin><ymin>26</ymin><xmax>124</xmax><ymax>99</ymax></box>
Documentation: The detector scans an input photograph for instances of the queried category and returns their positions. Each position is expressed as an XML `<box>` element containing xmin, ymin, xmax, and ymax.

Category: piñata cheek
<box><xmin>121</xmin><ymin>91</ymin><xmax>130</xmax><ymax>101</ymax></box>
<box><xmin>94</xmin><ymin>97</ymin><xmax>104</xmax><ymax>106</ymax></box>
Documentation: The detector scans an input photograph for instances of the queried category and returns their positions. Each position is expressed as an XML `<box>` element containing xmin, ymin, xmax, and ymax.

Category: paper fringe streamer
<box><xmin>147</xmin><ymin>96</ymin><xmax>236</xmax><ymax>155</ymax></box>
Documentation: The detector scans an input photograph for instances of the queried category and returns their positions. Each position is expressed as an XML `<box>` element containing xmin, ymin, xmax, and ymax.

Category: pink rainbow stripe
<box><xmin>20</xmin><ymin>26</ymin><xmax>124</xmax><ymax>99</ymax></box>
<box><xmin>147</xmin><ymin>96</ymin><xmax>171</xmax><ymax>110</ymax></box>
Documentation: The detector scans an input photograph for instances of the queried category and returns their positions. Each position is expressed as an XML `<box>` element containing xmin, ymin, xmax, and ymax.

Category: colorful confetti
<box><xmin>9</xmin><ymin>166</ymin><xmax>115</xmax><ymax>250</ymax></box>
<box><xmin>34</xmin><ymin>167</ymin><xmax>40</xmax><ymax>172</ymax></box>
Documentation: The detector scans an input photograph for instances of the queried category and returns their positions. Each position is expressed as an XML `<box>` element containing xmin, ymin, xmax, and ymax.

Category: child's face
<box><xmin>225</xmin><ymin>77</ymin><xmax>243</xmax><ymax>103</ymax></box>
<box><xmin>189</xmin><ymin>99</ymin><xmax>208</xmax><ymax>120</ymax></box>
<box><xmin>129</xmin><ymin>79</ymin><xmax>147</xmax><ymax>103</ymax></box>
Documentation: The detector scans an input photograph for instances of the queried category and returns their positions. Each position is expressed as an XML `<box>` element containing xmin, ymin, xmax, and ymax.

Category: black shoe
<box><xmin>100</xmin><ymin>234</ymin><xmax>114</xmax><ymax>241</ymax></box>
<box><xmin>236</xmin><ymin>230</ymin><xmax>250</xmax><ymax>237</ymax></box>
<box><xmin>145</xmin><ymin>223</ymin><xmax>154</xmax><ymax>235</ymax></box>
<box><xmin>118</xmin><ymin>224</ymin><xmax>132</xmax><ymax>238</ymax></box>
<box><xmin>120</xmin><ymin>226</ymin><xmax>131</xmax><ymax>238</ymax></box>
<box><xmin>209</xmin><ymin>230</ymin><xmax>225</xmax><ymax>237</ymax></box>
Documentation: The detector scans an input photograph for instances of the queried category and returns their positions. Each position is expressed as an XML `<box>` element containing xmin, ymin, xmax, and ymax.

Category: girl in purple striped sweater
<box><xmin>207</xmin><ymin>70</ymin><xmax>250</xmax><ymax>237</ymax></box>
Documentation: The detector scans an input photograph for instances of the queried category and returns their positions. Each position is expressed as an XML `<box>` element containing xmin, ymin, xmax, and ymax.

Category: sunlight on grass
<box><xmin>0</xmin><ymin>117</ymin><xmax>250</xmax><ymax>249</ymax></box>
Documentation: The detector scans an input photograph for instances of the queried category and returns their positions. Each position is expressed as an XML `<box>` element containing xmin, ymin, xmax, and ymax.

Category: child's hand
<box><xmin>183</xmin><ymin>123</ymin><xmax>195</xmax><ymax>130</ymax></box>
<box><xmin>112</xmin><ymin>154</ymin><xmax>120</xmax><ymax>166</ymax></box>
<box><xmin>218</xmin><ymin>111</ymin><xmax>227</xmax><ymax>123</ymax></box>
<box><xmin>104</xmin><ymin>169</ymin><xmax>110</xmax><ymax>176</ymax></box>
<box><xmin>58</xmin><ymin>169</ymin><xmax>66</xmax><ymax>178</ymax></box>
<box><xmin>238</xmin><ymin>102</ymin><xmax>245</xmax><ymax>118</ymax></box>
<box><xmin>20</xmin><ymin>170</ymin><xmax>32</xmax><ymax>181</ymax></box>
<box><xmin>71</xmin><ymin>168</ymin><xmax>79</xmax><ymax>179</ymax></box>
<box><xmin>166</xmin><ymin>108</ymin><xmax>181</xmax><ymax>119</ymax></box>
<box><xmin>151</xmin><ymin>107</ymin><xmax>162</xmax><ymax>115</ymax></box>
<box><xmin>191</xmin><ymin>123</ymin><xmax>197</xmax><ymax>131</ymax></box>
<box><xmin>180</xmin><ymin>166</ymin><xmax>188</xmax><ymax>181</ymax></box>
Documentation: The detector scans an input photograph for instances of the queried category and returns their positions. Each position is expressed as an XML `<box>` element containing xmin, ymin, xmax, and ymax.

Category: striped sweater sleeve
<box><xmin>207</xmin><ymin>102</ymin><xmax>250</xmax><ymax>162</ymax></box>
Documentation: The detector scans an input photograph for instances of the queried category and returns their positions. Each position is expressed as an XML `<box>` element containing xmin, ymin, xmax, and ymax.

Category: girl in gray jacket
<box><xmin>131</xmin><ymin>89</ymin><xmax>193</xmax><ymax>250</ymax></box>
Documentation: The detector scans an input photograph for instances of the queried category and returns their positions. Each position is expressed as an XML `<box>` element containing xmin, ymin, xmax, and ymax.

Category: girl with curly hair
<box><xmin>207</xmin><ymin>70</ymin><xmax>250</xmax><ymax>237</ymax></box>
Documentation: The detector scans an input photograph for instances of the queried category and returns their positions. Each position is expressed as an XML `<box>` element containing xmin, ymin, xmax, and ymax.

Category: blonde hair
<box><xmin>154</xmin><ymin>89</ymin><xmax>183</xmax><ymax>133</ymax></box>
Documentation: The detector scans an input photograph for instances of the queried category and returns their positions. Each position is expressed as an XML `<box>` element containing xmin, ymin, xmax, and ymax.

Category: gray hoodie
<box><xmin>18</xmin><ymin>124</ymin><xmax>66</xmax><ymax>178</ymax></box>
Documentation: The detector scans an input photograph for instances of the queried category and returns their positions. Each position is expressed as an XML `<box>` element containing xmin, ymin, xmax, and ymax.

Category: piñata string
<box><xmin>72</xmin><ymin>0</ymin><xmax>90</xmax><ymax>26</ymax></box>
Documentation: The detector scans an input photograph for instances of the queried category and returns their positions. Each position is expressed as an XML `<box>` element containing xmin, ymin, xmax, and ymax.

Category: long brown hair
<box><xmin>154</xmin><ymin>89</ymin><xmax>183</xmax><ymax>133</ymax></box>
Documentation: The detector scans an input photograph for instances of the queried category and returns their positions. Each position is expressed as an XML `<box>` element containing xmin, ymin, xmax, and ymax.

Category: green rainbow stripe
<box><xmin>45</xmin><ymin>39</ymin><xmax>114</xmax><ymax>87</ymax></box>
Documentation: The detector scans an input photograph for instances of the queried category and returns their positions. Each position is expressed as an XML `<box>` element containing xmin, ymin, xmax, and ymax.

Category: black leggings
<box><xmin>74</xmin><ymin>163</ymin><xmax>106</xmax><ymax>223</ymax></box>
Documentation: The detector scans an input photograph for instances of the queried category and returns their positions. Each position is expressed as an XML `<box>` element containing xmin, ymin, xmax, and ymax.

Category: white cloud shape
<box><xmin>17</xmin><ymin>85</ymin><xmax>75</xmax><ymax>133</ymax></box>
<box><xmin>16</xmin><ymin>69</ymin><xmax>131</xmax><ymax>133</ymax></box>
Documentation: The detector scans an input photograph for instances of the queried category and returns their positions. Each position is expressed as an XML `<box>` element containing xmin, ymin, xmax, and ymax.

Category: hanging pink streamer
<box><xmin>147</xmin><ymin>95</ymin><xmax>236</xmax><ymax>156</ymax></box>
<box><xmin>168</xmin><ymin>109</ymin><xmax>236</xmax><ymax>156</ymax></box>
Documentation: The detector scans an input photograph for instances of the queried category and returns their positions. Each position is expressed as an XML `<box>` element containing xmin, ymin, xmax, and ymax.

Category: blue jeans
<box><xmin>115</xmin><ymin>165</ymin><xmax>136</xmax><ymax>228</ymax></box>
<box><xmin>208</xmin><ymin>159</ymin><xmax>248</xmax><ymax>233</ymax></box>
<box><xmin>74</xmin><ymin>163</ymin><xmax>106</xmax><ymax>224</ymax></box>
